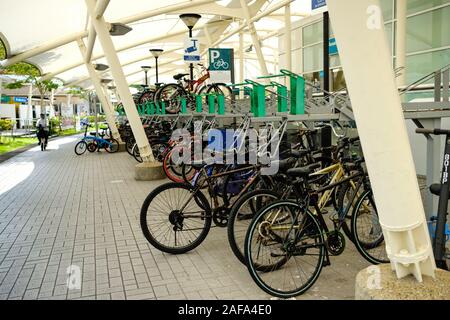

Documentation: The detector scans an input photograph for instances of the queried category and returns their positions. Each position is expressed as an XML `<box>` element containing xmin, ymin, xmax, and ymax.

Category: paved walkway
<box><xmin>0</xmin><ymin>136</ymin><xmax>369</xmax><ymax>300</ymax></box>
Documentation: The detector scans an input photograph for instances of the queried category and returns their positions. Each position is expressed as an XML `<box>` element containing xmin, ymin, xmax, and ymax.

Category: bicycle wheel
<box><xmin>87</xmin><ymin>140</ymin><xmax>98</xmax><ymax>152</ymax></box>
<box><xmin>126</xmin><ymin>137</ymin><xmax>135</xmax><ymax>155</ymax></box>
<box><xmin>155</xmin><ymin>83</ymin><xmax>185</xmax><ymax>114</ymax></box>
<box><xmin>74</xmin><ymin>141</ymin><xmax>88</xmax><ymax>155</ymax></box>
<box><xmin>105</xmin><ymin>139</ymin><xmax>119</xmax><ymax>153</ymax></box>
<box><xmin>351</xmin><ymin>189</ymin><xmax>389</xmax><ymax>264</ymax></box>
<box><xmin>132</xmin><ymin>143</ymin><xmax>143</xmax><ymax>163</ymax></box>
<box><xmin>245</xmin><ymin>200</ymin><xmax>325</xmax><ymax>298</ymax></box>
<box><xmin>336</xmin><ymin>181</ymin><xmax>356</xmax><ymax>241</ymax></box>
<box><xmin>207</xmin><ymin>83</ymin><xmax>232</xmax><ymax>98</ymax></box>
<box><xmin>228</xmin><ymin>189</ymin><xmax>280</xmax><ymax>265</ymax></box>
<box><xmin>140</xmin><ymin>182</ymin><xmax>212</xmax><ymax>254</ymax></box>
<box><xmin>163</xmin><ymin>149</ymin><xmax>185</xmax><ymax>182</ymax></box>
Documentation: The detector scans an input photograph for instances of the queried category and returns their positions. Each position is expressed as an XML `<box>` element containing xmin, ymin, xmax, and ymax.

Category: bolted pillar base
<box><xmin>355</xmin><ymin>264</ymin><xmax>450</xmax><ymax>300</ymax></box>
<box><xmin>117</xmin><ymin>142</ymin><xmax>127</xmax><ymax>152</ymax></box>
<box><xmin>135</xmin><ymin>162</ymin><xmax>165</xmax><ymax>181</ymax></box>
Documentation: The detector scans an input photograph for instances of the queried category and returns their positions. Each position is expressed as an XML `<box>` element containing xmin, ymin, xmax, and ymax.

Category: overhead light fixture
<box><xmin>149</xmin><ymin>49</ymin><xmax>164</xmax><ymax>58</ymax></box>
<box><xmin>141</xmin><ymin>65</ymin><xmax>152</xmax><ymax>72</ymax></box>
<box><xmin>109</xmin><ymin>23</ymin><xmax>132</xmax><ymax>36</ymax></box>
<box><xmin>93</xmin><ymin>63</ymin><xmax>109</xmax><ymax>71</ymax></box>
<box><xmin>107</xmin><ymin>86</ymin><xmax>116</xmax><ymax>90</ymax></box>
<box><xmin>179</xmin><ymin>13</ymin><xmax>202</xmax><ymax>29</ymax></box>
<box><xmin>100</xmin><ymin>79</ymin><xmax>113</xmax><ymax>84</ymax></box>
<box><xmin>245</xmin><ymin>45</ymin><xmax>253</xmax><ymax>53</ymax></box>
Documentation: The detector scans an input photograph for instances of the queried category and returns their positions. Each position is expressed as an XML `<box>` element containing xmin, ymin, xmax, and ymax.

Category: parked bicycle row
<box><xmin>129</xmin><ymin>114</ymin><xmax>387</xmax><ymax>298</ymax></box>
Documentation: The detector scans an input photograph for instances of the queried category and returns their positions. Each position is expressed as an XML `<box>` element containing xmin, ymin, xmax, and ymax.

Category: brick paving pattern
<box><xmin>0</xmin><ymin>136</ymin><xmax>370</xmax><ymax>300</ymax></box>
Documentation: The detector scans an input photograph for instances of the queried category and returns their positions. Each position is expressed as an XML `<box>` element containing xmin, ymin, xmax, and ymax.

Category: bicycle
<box><xmin>74</xmin><ymin>123</ymin><xmax>119</xmax><ymax>155</ymax></box>
<box><xmin>154</xmin><ymin>64</ymin><xmax>232</xmax><ymax>114</ymax></box>
<box><xmin>416</xmin><ymin>128</ymin><xmax>450</xmax><ymax>270</ymax></box>
<box><xmin>243</xmin><ymin>155</ymin><xmax>386</xmax><ymax>298</ymax></box>
<box><xmin>36</xmin><ymin>126</ymin><xmax>48</xmax><ymax>151</ymax></box>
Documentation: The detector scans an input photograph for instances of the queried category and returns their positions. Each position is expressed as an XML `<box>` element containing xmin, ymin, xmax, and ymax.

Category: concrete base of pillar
<box><xmin>117</xmin><ymin>142</ymin><xmax>126</xmax><ymax>152</ymax></box>
<box><xmin>135</xmin><ymin>162</ymin><xmax>165</xmax><ymax>181</ymax></box>
<box><xmin>355</xmin><ymin>264</ymin><xmax>450</xmax><ymax>300</ymax></box>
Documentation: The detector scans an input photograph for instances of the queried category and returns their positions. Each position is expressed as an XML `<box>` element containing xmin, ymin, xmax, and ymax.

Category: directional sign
<box><xmin>312</xmin><ymin>0</ymin><xmax>327</xmax><ymax>10</ymax></box>
<box><xmin>14</xmin><ymin>96</ymin><xmax>28</xmax><ymax>104</ymax></box>
<box><xmin>184</xmin><ymin>37</ymin><xmax>200</xmax><ymax>62</ymax></box>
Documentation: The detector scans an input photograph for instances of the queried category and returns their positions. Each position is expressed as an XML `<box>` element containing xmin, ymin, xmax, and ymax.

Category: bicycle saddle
<box><xmin>430</xmin><ymin>184</ymin><xmax>450</xmax><ymax>198</ymax></box>
<box><xmin>173</xmin><ymin>73</ymin><xmax>189</xmax><ymax>81</ymax></box>
<box><xmin>286</xmin><ymin>163</ymin><xmax>321</xmax><ymax>177</ymax></box>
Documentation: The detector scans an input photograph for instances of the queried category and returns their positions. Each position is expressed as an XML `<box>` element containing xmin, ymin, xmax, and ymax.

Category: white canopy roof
<box><xmin>0</xmin><ymin>0</ymin><xmax>311</xmax><ymax>90</ymax></box>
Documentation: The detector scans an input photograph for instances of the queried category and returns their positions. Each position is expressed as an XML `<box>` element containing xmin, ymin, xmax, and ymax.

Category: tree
<box><xmin>4</xmin><ymin>76</ymin><xmax>60</xmax><ymax>111</ymax></box>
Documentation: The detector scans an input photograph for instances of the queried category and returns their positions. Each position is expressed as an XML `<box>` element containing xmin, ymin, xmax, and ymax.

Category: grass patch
<box><xmin>55</xmin><ymin>128</ymin><xmax>81</xmax><ymax>136</ymax></box>
<box><xmin>0</xmin><ymin>137</ymin><xmax>37</xmax><ymax>155</ymax></box>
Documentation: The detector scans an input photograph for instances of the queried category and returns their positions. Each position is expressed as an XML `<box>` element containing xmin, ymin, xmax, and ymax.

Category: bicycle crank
<box><xmin>212</xmin><ymin>206</ymin><xmax>229</xmax><ymax>227</ymax></box>
<box><xmin>325</xmin><ymin>231</ymin><xmax>346</xmax><ymax>256</ymax></box>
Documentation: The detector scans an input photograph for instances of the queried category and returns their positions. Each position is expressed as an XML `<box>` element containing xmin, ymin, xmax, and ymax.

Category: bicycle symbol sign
<box><xmin>209</xmin><ymin>49</ymin><xmax>232</xmax><ymax>71</ymax></box>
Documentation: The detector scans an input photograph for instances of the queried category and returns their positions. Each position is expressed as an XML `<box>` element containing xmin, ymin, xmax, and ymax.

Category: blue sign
<box><xmin>184</xmin><ymin>38</ymin><xmax>200</xmax><ymax>62</ymax></box>
<box><xmin>14</xmin><ymin>96</ymin><xmax>28</xmax><ymax>103</ymax></box>
<box><xmin>329</xmin><ymin>38</ymin><xmax>338</xmax><ymax>55</ymax></box>
<box><xmin>312</xmin><ymin>0</ymin><xmax>326</xmax><ymax>10</ymax></box>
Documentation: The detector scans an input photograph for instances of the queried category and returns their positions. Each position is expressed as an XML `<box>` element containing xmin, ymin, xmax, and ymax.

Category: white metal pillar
<box><xmin>28</xmin><ymin>84</ymin><xmax>33</xmax><ymax>129</ymax></box>
<box><xmin>284</xmin><ymin>3</ymin><xmax>292</xmax><ymax>72</ymax></box>
<box><xmin>327</xmin><ymin>0</ymin><xmax>435</xmax><ymax>281</ymax></box>
<box><xmin>49</xmin><ymin>89</ymin><xmax>55</xmax><ymax>117</ymax></box>
<box><xmin>239</xmin><ymin>0</ymin><xmax>269</xmax><ymax>76</ymax></box>
<box><xmin>85</xmin><ymin>0</ymin><xmax>154</xmax><ymax>162</ymax></box>
<box><xmin>396</xmin><ymin>0</ymin><xmax>407</xmax><ymax>87</ymax></box>
<box><xmin>239</xmin><ymin>25</ymin><xmax>245</xmax><ymax>98</ymax></box>
<box><xmin>77</xmin><ymin>39</ymin><xmax>123</xmax><ymax>143</ymax></box>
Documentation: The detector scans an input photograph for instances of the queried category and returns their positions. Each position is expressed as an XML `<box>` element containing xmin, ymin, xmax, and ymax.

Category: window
<box><xmin>406</xmin><ymin>48</ymin><xmax>450</xmax><ymax>84</ymax></box>
<box><xmin>303</xmin><ymin>43</ymin><xmax>323</xmax><ymax>73</ymax></box>
<box><xmin>380</xmin><ymin>0</ymin><xmax>394</xmax><ymax>21</ymax></box>
<box><xmin>407</xmin><ymin>0</ymin><xmax>450</xmax><ymax>15</ymax></box>
<box><xmin>406</xmin><ymin>5</ymin><xmax>450</xmax><ymax>53</ymax></box>
<box><xmin>303</xmin><ymin>22</ymin><xmax>323</xmax><ymax>47</ymax></box>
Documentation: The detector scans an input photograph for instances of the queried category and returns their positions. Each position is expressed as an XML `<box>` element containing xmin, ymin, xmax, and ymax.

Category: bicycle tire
<box><xmin>132</xmin><ymin>143</ymin><xmax>143</xmax><ymax>163</ymax></box>
<box><xmin>244</xmin><ymin>200</ymin><xmax>325</xmax><ymax>298</ymax></box>
<box><xmin>155</xmin><ymin>83</ymin><xmax>186</xmax><ymax>114</ymax></box>
<box><xmin>163</xmin><ymin>149</ymin><xmax>185</xmax><ymax>183</ymax></box>
<box><xmin>126</xmin><ymin>137</ymin><xmax>135</xmax><ymax>155</ymax></box>
<box><xmin>74</xmin><ymin>141</ymin><xmax>88</xmax><ymax>155</ymax></box>
<box><xmin>336</xmin><ymin>181</ymin><xmax>355</xmax><ymax>241</ymax></box>
<box><xmin>351</xmin><ymin>189</ymin><xmax>389</xmax><ymax>264</ymax></box>
<box><xmin>228</xmin><ymin>189</ymin><xmax>280</xmax><ymax>265</ymax></box>
<box><xmin>140</xmin><ymin>182</ymin><xmax>212</xmax><ymax>254</ymax></box>
<box><xmin>105</xmin><ymin>139</ymin><xmax>119</xmax><ymax>153</ymax></box>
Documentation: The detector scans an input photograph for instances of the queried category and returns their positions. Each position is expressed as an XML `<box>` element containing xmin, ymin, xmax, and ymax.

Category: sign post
<box><xmin>208</xmin><ymin>48</ymin><xmax>234</xmax><ymax>84</ymax></box>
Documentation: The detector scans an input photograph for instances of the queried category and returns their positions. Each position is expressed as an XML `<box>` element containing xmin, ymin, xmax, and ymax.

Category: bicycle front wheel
<box><xmin>228</xmin><ymin>189</ymin><xmax>280</xmax><ymax>265</ymax></box>
<box><xmin>245</xmin><ymin>200</ymin><xmax>325</xmax><ymax>298</ymax></box>
<box><xmin>74</xmin><ymin>141</ymin><xmax>87</xmax><ymax>155</ymax></box>
<box><xmin>105</xmin><ymin>139</ymin><xmax>119</xmax><ymax>153</ymax></box>
<box><xmin>140</xmin><ymin>182</ymin><xmax>212</xmax><ymax>254</ymax></box>
<box><xmin>351</xmin><ymin>190</ymin><xmax>389</xmax><ymax>264</ymax></box>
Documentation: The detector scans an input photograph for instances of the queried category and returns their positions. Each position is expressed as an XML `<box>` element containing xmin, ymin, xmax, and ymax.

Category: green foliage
<box><xmin>0</xmin><ymin>119</ymin><xmax>14</xmax><ymax>131</ymax></box>
<box><xmin>0</xmin><ymin>137</ymin><xmax>36</xmax><ymax>154</ymax></box>
<box><xmin>66</xmin><ymin>86</ymin><xmax>89</xmax><ymax>100</ymax></box>
<box><xmin>3</xmin><ymin>63</ymin><xmax>40</xmax><ymax>76</ymax></box>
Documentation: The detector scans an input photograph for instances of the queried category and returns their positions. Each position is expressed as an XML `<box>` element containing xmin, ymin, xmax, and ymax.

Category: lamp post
<box><xmin>141</xmin><ymin>66</ymin><xmax>151</xmax><ymax>86</ymax></box>
<box><xmin>149</xmin><ymin>49</ymin><xmax>164</xmax><ymax>86</ymax></box>
<box><xmin>179</xmin><ymin>13</ymin><xmax>201</xmax><ymax>91</ymax></box>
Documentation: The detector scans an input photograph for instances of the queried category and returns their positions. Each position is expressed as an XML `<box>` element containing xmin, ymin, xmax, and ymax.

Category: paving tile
<box><xmin>0</xmin><ymin>136</ymin><xmax>365</xmax><ymax>301</ymax></box>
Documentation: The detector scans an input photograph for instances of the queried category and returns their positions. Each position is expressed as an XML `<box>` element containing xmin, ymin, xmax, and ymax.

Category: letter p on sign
<box><xmin>211</xmin><ymin>50</ymin><xmax>220</xmax><ymax>63</ymax></box>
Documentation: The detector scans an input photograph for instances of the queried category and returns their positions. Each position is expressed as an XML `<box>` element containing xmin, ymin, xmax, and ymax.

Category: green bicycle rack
<box><xmin>258</xmin><ymin>69</ymin><xmax>305</xmax><ymax>115</ymax></box>
<box><xmin>244</xmin><ymin>79</ymin><xmax>270</xmax><ymax>117</ymax></box>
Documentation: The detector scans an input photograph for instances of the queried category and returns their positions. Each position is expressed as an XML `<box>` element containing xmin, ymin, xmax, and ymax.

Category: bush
<box><xmin>0</xmin><ymin>119</ymin><xmax>14</xmax><ymax>131</ymax></box>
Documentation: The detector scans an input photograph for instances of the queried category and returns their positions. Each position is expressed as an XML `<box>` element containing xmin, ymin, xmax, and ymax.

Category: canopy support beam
<box><xmin>78</xmin><ymin>38</ymin><xmax>122</xmax><ymax>143</ymax></box>
<box><xmin>327</xmin><ymin>0</ymin><xmax>435</xmax><ymax>281</ymax></box>
<box><xmin>85</xmin><ymin>0</ymin><xmax>154</xmax><ymax>162</ymax></box>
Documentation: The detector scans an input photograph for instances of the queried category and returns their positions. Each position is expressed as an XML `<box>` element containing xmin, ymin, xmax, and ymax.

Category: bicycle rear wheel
<box><xmin>155</xmin><ymin>83</ymin><xmax>185</xmax><ymax>114</ymax></box>
<box><xmin>245</xmin><ymin>200</ymin><xmax>325</xmax><ymax>298</ymax></box>
<box><xmin>140</xmin><ymin>182</ymin><xmax>212</xmax><ymax>254</ymax></box>
<box><xmin>132</xmin><ymin>143</ymin><xmax>143</xmax><ymax>163</ymax></box>
<box><xmin>351</xmin><ymin>190</ymin><xmax>389</xmax><ymax>264</ymax></box>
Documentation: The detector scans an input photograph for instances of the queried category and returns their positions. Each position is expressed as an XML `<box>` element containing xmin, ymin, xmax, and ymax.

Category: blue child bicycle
<box><xmin>74</xmin><ymin>120</ymin><xmax>119</xmax><ymax>155</ymax></box>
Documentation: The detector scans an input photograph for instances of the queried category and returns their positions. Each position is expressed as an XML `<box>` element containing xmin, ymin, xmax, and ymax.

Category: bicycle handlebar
<box><xmin>416</xmin><ymin>128</ymin><xmax>450</xmax><ymax>135</ymax></box>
